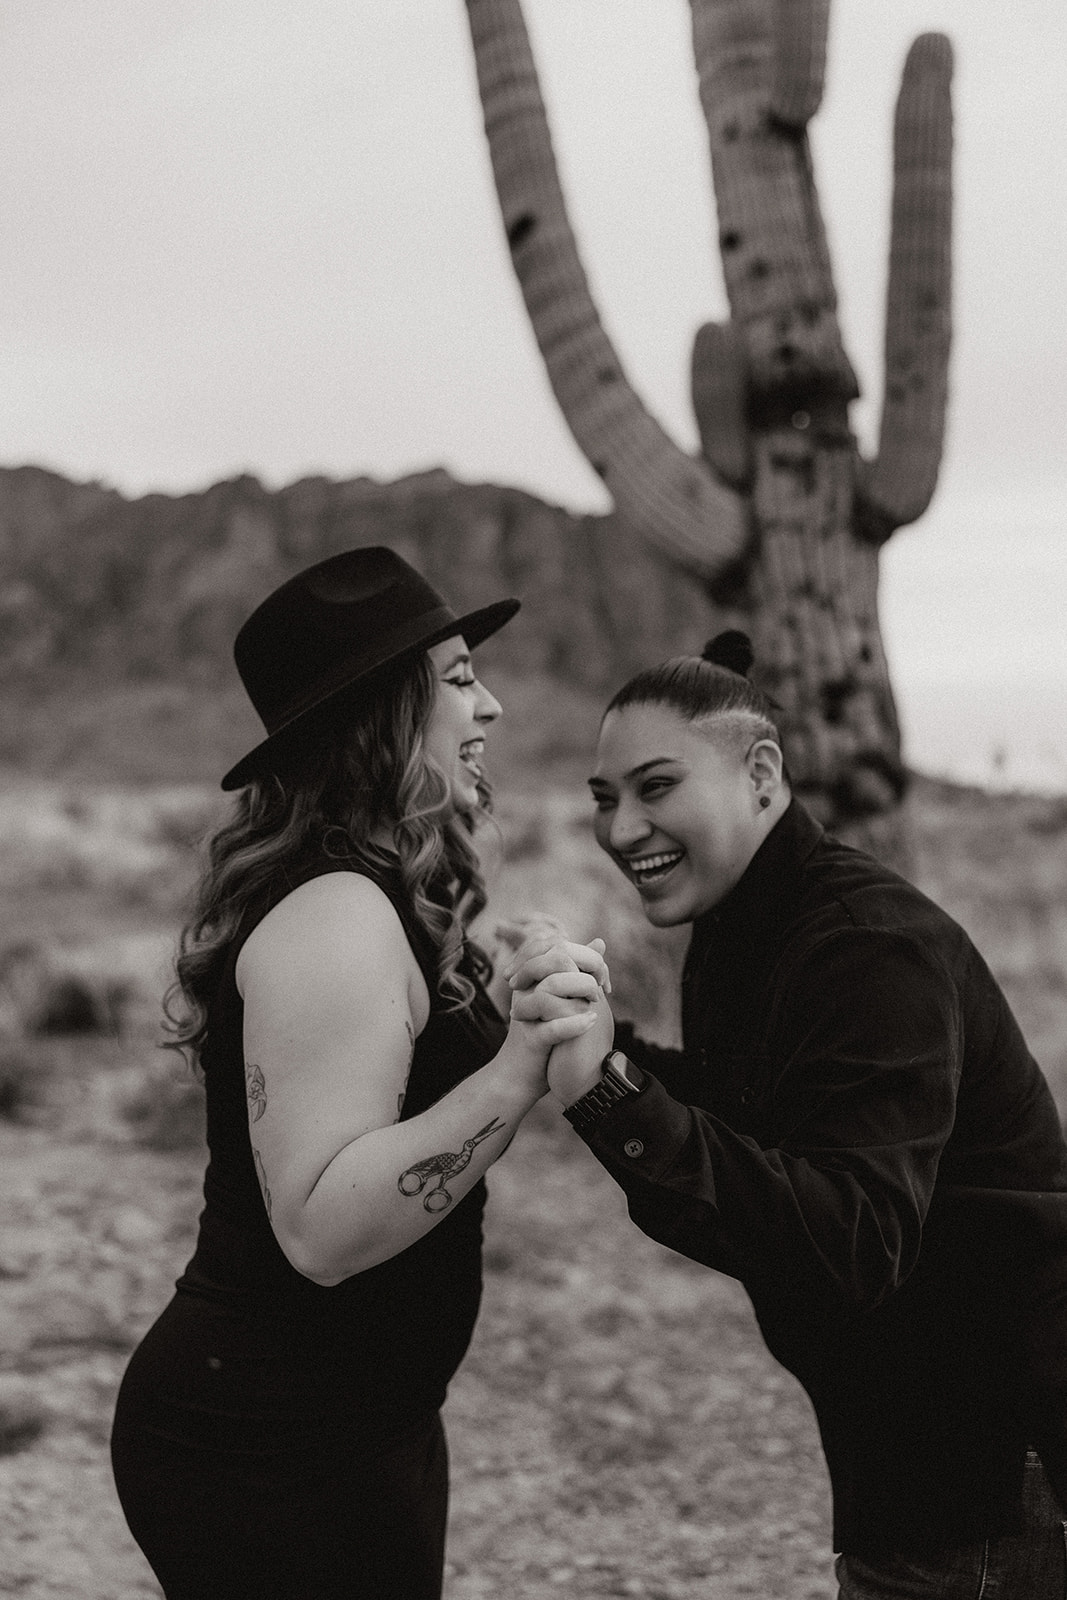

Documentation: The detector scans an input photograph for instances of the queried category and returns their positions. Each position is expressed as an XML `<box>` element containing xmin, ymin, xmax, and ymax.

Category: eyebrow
<box><xmin>438</xmin><ymin>651</ymin><xmax>472</xmax><ymax>674</ymax></box>
<box><xmin>587</xmin><ymin>757</ymin><xmax>682</xmax><ymax>790</ymax></box>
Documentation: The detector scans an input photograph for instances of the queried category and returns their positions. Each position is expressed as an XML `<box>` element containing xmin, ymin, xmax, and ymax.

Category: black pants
<box><xmin>111</xmin><ymin>1295</ymin><xmax>449</xmax><ymax>1600</ymax></box>
<box><xmin>836</xmin><ymin>1451</ymin><xmax>1067</xmax><ymax>1599</ymax></box>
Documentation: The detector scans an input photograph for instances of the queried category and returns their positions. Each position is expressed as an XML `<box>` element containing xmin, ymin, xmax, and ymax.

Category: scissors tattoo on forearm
<box><xmin>397</xmin><ymin>1118</ymin><xmax>507</xmax><ymax>1212</ymax></box>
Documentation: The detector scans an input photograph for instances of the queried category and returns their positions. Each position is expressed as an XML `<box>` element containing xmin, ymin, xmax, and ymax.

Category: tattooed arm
<box><xmin>236</xmin><ymin>871</ymin><xmax>604</xmax><ymax>1285</ymax></box>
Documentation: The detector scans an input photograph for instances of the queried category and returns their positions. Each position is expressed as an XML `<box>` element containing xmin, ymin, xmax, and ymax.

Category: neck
<box><xmin>764</xmin><ymin>786</ymin><xmax>791</xmax><ymax>830</ymax></box>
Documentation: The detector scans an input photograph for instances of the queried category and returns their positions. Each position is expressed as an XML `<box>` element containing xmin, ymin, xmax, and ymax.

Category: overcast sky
<box><xmin>0</xmin><ymin>1</ymin><xmax>1064</xmax><ymax>786</ymax></box>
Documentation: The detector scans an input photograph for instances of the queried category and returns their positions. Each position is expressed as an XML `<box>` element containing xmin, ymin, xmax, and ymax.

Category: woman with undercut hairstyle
<box><xmin>508</xmin><ymin>630</ymin><xmax>1067</xmax><ymax>1599</ymax></box>
<box><xmin>111</xmin><ymin>547</ymin><xmax>605</xmax><ymax>1600</ymax></box>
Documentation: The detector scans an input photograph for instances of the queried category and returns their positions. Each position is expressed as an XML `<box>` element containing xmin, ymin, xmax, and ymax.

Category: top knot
<box><xmin>702</xmin><ymin>630</ymin><xmax>755</xmax><ymax>678</ymax></box>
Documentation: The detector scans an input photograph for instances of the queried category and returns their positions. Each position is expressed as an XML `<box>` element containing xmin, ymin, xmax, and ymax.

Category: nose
<box><xmin>473</xmin><ymin>678</ymin><xmax>502</xmax><ymax>724</ymax></box>
<box><xmin>606</xmin><ymin>795</ymin><xmax>652</xmax><ymax>855</ymax></box>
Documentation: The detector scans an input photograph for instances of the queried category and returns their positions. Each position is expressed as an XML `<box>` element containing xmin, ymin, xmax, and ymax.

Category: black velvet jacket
<box><xmin>590</xmin><ymin>800</ymin><xmax>1067</xmax><ymax>1556</ymax></box>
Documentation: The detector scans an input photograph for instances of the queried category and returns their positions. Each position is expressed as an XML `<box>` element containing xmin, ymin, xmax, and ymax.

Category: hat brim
<box><xmin>220</xmin><ymin>596</ymin><xmax>520</xmax><ymax>790</ymax></box>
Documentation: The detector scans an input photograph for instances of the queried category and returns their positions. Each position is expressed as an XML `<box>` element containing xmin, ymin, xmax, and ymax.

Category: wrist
<box><xmin>558</xmin><ymin>1061</ymin><xmax>605</xmax><ymax>1107</ymax></box>
<box><xmin>488</xmin><ymin>1042</ymin><xmax>549</xmax><ymax>1111</ymax></box>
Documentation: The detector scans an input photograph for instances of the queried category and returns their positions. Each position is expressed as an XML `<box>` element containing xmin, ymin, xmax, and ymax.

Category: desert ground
<box><xmin>1</xmin><ymin>744</ymin><xmax>1065</xmax><ymax>1598</ymax></box>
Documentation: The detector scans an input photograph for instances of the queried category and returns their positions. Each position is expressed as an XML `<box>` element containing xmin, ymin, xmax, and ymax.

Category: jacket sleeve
<box><xmin>580</xmin><ymin>929</ymin><xmax>961</xmax><ymax>1309</ymax></box>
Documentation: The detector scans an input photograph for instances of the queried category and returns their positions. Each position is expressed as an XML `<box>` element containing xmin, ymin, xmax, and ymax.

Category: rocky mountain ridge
<box><xmin>0</xmin><ymin>463</ymin><xmax>716</xmax><ymax>694</ymax></box>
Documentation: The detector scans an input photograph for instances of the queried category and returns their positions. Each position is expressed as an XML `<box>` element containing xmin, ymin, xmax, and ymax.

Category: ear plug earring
<box><xmin>759</xmin><ymin>795</ymin><xmax>771</xmax><ymax>809</ymax></box>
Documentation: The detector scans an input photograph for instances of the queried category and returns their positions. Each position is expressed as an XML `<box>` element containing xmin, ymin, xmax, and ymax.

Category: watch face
<box><xmin>606</xmin><ymin>1052</ymin><xmax>643</xmax><ymax>1092</ymax></box>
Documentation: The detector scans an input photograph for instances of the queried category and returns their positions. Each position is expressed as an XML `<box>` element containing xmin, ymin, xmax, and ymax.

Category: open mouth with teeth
<box><xmin>626</xmin><ymin>849</ymin><xmax>684</xmax><ymax>887</ymax></box>
<box><xmin>459</xmin><ymin>738</ymin><xmax>485</xmax><ymax>777</ymax></box>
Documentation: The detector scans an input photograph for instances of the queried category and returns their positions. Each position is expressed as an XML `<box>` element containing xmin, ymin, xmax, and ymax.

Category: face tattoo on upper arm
<box><xmin>245</xmin><ymin>1060</ymin><xmax>268</xmax><ymax>1122</ymax></box>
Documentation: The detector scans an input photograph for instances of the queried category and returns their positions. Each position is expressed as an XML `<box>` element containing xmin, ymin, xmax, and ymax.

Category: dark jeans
<box><xmin>836</xmin><ymin>1452</ymin><xmax>1067</xmax><ymax>1599</ymax></box>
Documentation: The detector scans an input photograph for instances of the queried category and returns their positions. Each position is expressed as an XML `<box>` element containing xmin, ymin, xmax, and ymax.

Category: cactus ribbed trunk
<box><xmin>748</xmin><ymin>434</ymin><xmax>904</xmax><ymax>828</ymax></box>
<box><xmin>688</xmin><ymin>0</ymin><xmax>906</xmax><ymax>828</ymax></box>
<box><xmin>464</xmin><ymin>0</ymin><xmax>952</xmax><ymax>848</ymax></box>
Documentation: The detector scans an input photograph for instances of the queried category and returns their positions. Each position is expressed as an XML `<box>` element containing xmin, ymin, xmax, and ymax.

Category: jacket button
<box><xmin>740</xmin><ymin>1088</ymin><xmax>754</xmax><ymax>1106</ymax></box>
<box><xmin>623</xmin><ymin>1138</ymin><xmax>644</xmax><ymax>1158</ymax></box>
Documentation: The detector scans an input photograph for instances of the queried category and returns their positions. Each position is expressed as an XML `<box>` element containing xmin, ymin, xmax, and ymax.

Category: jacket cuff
<box><xmin>576</xmin><ymin>1072</ymin><xmax>691</xmax><ymax>1181</ymax></box>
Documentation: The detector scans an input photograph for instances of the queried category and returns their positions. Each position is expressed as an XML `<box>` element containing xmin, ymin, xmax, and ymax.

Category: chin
<box><xmin>636</xmin><ymin>892</ymin><xmax>692</xmax><ymax>928</ymax></box>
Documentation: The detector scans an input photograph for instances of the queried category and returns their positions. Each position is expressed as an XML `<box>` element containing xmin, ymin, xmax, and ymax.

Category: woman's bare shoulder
<box><xmin>237</xmin><ymin>870</ymin><xmax>424</xmax><ymax>1004</ymax></box>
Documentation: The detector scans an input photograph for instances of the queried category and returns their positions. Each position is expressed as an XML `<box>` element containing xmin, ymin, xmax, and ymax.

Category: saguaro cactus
<box><xmin>464</xmin><ymin>0</ymin><xmax>952</xmax><ymax>839</ymax></box>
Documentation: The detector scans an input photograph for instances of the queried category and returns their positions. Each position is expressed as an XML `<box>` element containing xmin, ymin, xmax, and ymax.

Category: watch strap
<box><xmin>563</xmin><ymin>1051</ymin><xmax>645</xmax><ymax>1134</ymax></box>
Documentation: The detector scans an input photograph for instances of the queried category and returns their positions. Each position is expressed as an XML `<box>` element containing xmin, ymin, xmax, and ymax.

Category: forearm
<box><xmin>572</xmin><ymin>931</ymin><xmax>963</xmax><ymax>1307</ymax></box>
<box><xmin>276</xmin><ymin>1058</ymin><xmax>540</xmax><ymax>1285</ymax></box>
<box><xmin>579</xmin><ymin>1078</ymin><xmax>919</xmax><ymax>1304</ymax></box>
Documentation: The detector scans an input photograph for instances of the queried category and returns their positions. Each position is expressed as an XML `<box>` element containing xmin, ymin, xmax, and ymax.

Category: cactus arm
<box><xmin>859</xmin><ymin>33</ymin><xmax>953</xmax><ymax>540</ymax></box>
<box><xmin>770</xmin><ymin>0</ymin><xmax>831</xmax><ymax>129</ymax></box>
<box><xmin>688</xmin><ymin>0</ymin><xmax>857</xmax><ymax>414</ymax></box>
<box><xmin>464</xmin><ymin>0</ymin><xmax>747</xmax><ymax>578</ymax></box>
<box><xmin>691</xmin><ymin>321</ymin><xmax>752</xmax><ymax>489</ymax></box>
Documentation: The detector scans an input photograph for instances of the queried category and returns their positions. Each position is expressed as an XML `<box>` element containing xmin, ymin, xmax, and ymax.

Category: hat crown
<box><xmin>234</xmin><ymin>547</ymin><xmax>455</xmax><ymax>735</ymax></box>
<box><xmin>302</xmin><ymin>551</ymin><xmax>406</xmax><ymax>605</ymax></box>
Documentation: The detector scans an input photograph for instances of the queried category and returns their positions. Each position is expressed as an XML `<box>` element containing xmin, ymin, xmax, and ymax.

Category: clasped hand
<box><xmin>504</xmin><ymin>932</ymin><xmax>615</xmax><ymax>1107</ymax></box>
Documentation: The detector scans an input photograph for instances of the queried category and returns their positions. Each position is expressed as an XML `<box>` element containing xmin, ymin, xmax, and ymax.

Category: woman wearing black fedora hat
<box><xmin>110</xmin><ymin>547</ymin><xmax>608</xmax><ymax>1600</ymax></box>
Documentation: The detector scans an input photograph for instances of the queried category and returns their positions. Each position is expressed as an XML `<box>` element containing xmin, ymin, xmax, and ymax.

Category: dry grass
<box><xmin>446</xmin><ymin>1103</ymin><xmax>833</xmax><ymax>1599</ymax></box>
<box><xmin>911</xmin><ymin>778</ymin><xmax>1067</xmax><ymax>1106</ymax></box>
<box><xmin>1</xmin><ymin>773</ymin><xmax>1065</xmax><ymax>1597</ymax></box>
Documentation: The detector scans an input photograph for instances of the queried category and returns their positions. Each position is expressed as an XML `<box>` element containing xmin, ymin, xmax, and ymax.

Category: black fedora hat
<box><xmin>221</xmin><ymin>546</ymin><xmax>520</xmax><ymax>790</ymax></box>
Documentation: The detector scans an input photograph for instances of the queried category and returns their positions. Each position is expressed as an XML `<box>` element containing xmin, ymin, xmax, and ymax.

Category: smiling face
<box><xmin>423</xmin><ymin>635</ymin><xmax>502</xmax><ymax>813</ymax></box>
<box><xmin>589</xmin><ymin>701</ymin><xmax>787</xmax><ymax>925</ymax></box>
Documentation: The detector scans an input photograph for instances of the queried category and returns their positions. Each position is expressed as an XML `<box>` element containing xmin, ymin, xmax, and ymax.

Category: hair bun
<box><xmin>702</xmin><ymin>630</ymin><xmax>755</xmax><ymax>678</ymax></box>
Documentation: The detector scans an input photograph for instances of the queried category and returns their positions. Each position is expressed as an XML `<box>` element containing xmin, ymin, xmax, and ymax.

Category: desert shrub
<box><xmin>1025</xmin><ymin>798</ymin><xmax>1067</xmax><ymax>837</ymax></box>
<box><xmin>0</xmin><ymin>1383</ymin><xmax>47</xmax><ymax>1456</ymax></box>
<box><xmin>0</xmin><ymin>941</ymin><xmax>110</xmax><ymax>1037</ymax></box>
<box><xmin>148</xmin><ymin>786</ymin><xmax>225</xmax><ymax>852</ymax></box>
<box><xmin>0</xmin><ymin>940</ymin><xmax>49</xmax><ymax>1034</ymax></box>
<box><xmin>28</xmin><ymin>971</ymin><xmax>128</xmax><ymax>1037</ymax></box>
<box><xmin>115</xmin><ymin>1059</ymin><xmax>205</xmax><ymax>1151</ymax></box>
<box><xmin>0</xmin><ymin>1048</ymin><xmax>43</xmax><ymax>1123</ymax></box>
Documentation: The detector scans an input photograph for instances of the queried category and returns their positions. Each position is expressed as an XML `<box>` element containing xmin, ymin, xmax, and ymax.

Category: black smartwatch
<box><xmin>562</xmin><ymin>1050</ymin><xmax>646</xmax><ymax>1134</ymax></box>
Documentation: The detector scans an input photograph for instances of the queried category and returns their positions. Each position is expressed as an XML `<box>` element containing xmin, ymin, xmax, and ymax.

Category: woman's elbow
<box><xmin>295</xmin><ymin>1255</ymin><xmax>349</xmax><ymax>1289</ymax></box>
<box><xmin>274</xmin><ymin>1229</ymin><xmax>344</xmax><ymax>1286</ymax></box>
<box><xmin>280</xmin><ymin>1208</ymin><xmax>400</xmax><ymax>1285</ymax></box>
<box><xmin>274</xmin><ymin>1215</ymin><xmax>365</xmax><ymax>1287</ymax></box>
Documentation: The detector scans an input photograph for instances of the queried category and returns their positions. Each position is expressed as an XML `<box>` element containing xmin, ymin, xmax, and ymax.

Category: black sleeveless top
<box><xmin>175</xmin><ymin>855</ymin><xmax>507</xmax><ymax>1440</ymax></box>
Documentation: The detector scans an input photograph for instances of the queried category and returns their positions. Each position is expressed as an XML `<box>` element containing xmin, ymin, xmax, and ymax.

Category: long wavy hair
<box><xmin>165</xmin><ymin>650</ymin><xmax>492</xmax><ymax>1067</ymax></box>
